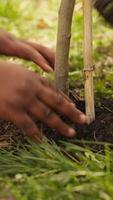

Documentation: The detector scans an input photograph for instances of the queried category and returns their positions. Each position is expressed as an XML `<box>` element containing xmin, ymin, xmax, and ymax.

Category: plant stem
<box><xmin>83</xmin><ymin>0</ymin><xmax>95</xmax><ymax>123</ymax></box>
<box><xmin>55</xmin><ymin>0</ymin><xmax>75</xmax><ymax>95</ymax></box>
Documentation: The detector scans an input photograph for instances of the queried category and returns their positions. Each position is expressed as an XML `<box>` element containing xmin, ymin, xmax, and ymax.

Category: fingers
<box><xmin>37</xmin><ymin>85</ymin><xmax>87</xmax><ymax>124</ymax></box>
<box><xmin>12</xmin><ymin>112</ymin><xmax>43</xmax><ymax>142</ymax></box>
<box><xmin>29</xmin><ymin>100</ymin><xmax>76</xmax><ymax>137</ymax></box>
<box><xmin>22</xmin><ymin>41</ymin><xmax>55</xmax><ymax>69</ymax></box>
<box><xmin>14</xmin><ymin>41</ymin><xmax>53</xmax><ymax>72</ymax></box>
<box><xmin>0</xmin><ymin>31</ymin><xmax>54</xmax><ymax>71</ymax></box>
<box><xmin>39</xmin><ymin>77</ymin><xmax>73</xmax><ymax>103</ymax></box>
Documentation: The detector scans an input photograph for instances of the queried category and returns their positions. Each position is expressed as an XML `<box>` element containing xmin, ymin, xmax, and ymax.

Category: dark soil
<box><xmin>0</xmin><ymin>92</ymin><xmax>113</xmax><ymax>150</ymax></box>
<box><xmin>42</xmin><ymin>92</ymin><xmax>113</xmax><ymax>150</ymax></box>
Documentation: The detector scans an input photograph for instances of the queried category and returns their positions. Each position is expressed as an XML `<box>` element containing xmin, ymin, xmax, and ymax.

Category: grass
<box><xmin>0</xmin><ymin>0</ymin><xmax>113</xmax><ymax>199</ymax></box>
<box><xmin>0</xmin><ymin>140</ymin><xmax>113</xmax><ymax>200</ymax></box>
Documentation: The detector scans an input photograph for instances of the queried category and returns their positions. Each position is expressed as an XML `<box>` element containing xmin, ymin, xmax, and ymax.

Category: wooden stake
<box><xmin>83</xmin><ymin>0</ymin><xmax>95</xmax><ymax>123</ymax></box>
<box><xmin>55</xmin><ymin>0</ymin><xmax>75</xmax><ymax>94</ymax></box>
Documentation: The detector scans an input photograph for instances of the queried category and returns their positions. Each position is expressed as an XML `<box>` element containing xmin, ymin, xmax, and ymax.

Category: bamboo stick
<box><xmin>83</xmin><ymin>0</ymin><xmax>95</xmax><ymax>124</ymax></box>
<box><xmin>55</xmin><ymin>0</ymin><xmax>75</xmax><ymax>94</ymax></box>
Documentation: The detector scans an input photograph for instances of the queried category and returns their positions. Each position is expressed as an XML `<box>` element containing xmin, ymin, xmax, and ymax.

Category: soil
<box><xmin>0</xmin><ymin>92</ymin><xmax>113</xmax><ymax>150</ymax></box>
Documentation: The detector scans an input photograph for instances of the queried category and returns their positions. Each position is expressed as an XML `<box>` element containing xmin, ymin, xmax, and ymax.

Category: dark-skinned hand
<box><xmin>0</xmin><ymin>61</ymin><xmax>87</xmax><ymax>142</ymax></box>
<box><xmin>0</xmin><ymin>29</ymin><xmax>54</xmax><ymax>72</ymax></box>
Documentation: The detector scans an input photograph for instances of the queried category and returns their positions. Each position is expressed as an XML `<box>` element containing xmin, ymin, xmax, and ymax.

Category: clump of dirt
<box><xmin>0</xmin><ymin>93</ymin><xmax>113</xmax><ymax>150</ymax></box>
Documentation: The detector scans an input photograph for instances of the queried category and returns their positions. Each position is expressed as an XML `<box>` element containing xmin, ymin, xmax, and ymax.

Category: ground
<box><xmin>0</xmin><ymin>0</ymin><xmax>113</xmax><ymax>199</ymax></box>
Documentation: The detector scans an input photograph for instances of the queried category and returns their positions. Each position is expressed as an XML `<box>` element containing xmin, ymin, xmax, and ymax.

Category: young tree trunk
<box><xmin>83</xmin><ymin>0</ymin><xmax>95</xmax><ymax>123</ymax></box>
<box><xmin>55</xmin><ymin>0</ymin><xmax>75</xmax><ymax>94</ymax></box>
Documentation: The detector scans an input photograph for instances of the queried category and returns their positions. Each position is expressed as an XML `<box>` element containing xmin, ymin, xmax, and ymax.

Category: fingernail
<box><xmin>46</xmin><ymin>65</ymin><xmax>54</xmax><ymax>73</ymax></box>
<box><xmin>68</xmin><ymin>128</ymin><xmax>76</xmax><ymax>137</ymax></box>
<box><xmin>80</xmin><ymin>114</ymin><xmax>87</xmax><ymax>123</ymax></box>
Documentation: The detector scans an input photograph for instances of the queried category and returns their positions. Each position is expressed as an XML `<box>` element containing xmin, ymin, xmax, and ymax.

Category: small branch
<box><xmin>83</xmin><ymin>0</ymin><xmax>95</xmax><ymax>123</ymax></box>
<box><xmin>55</xmin><ymin>0</ymin><xmax>76</xmax><ymax>94</ymax></box>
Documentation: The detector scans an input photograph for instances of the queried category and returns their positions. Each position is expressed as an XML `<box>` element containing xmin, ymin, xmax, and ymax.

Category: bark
<box><xmin>55</xmin><ymin>0</ymin><xmax>75</xmax><ymax>94</ymax></box>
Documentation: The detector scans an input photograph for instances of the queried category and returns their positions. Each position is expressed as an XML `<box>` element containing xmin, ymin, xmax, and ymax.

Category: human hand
<box><xmin>0</xmin><ymin>61</ymin><xmax>87</xmax><ymax>142</ymax></box>
<box><xmin>0</xmin><ymin>29</ymin><xmax>55</xmax><ymax>72</ymax></box>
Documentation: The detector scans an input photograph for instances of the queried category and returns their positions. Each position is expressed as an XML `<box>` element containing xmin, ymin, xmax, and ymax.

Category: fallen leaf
<box><xmin>37</xmin><ymin>19</ymin><xmax>49</xmax><ymax>29</ymax></box>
